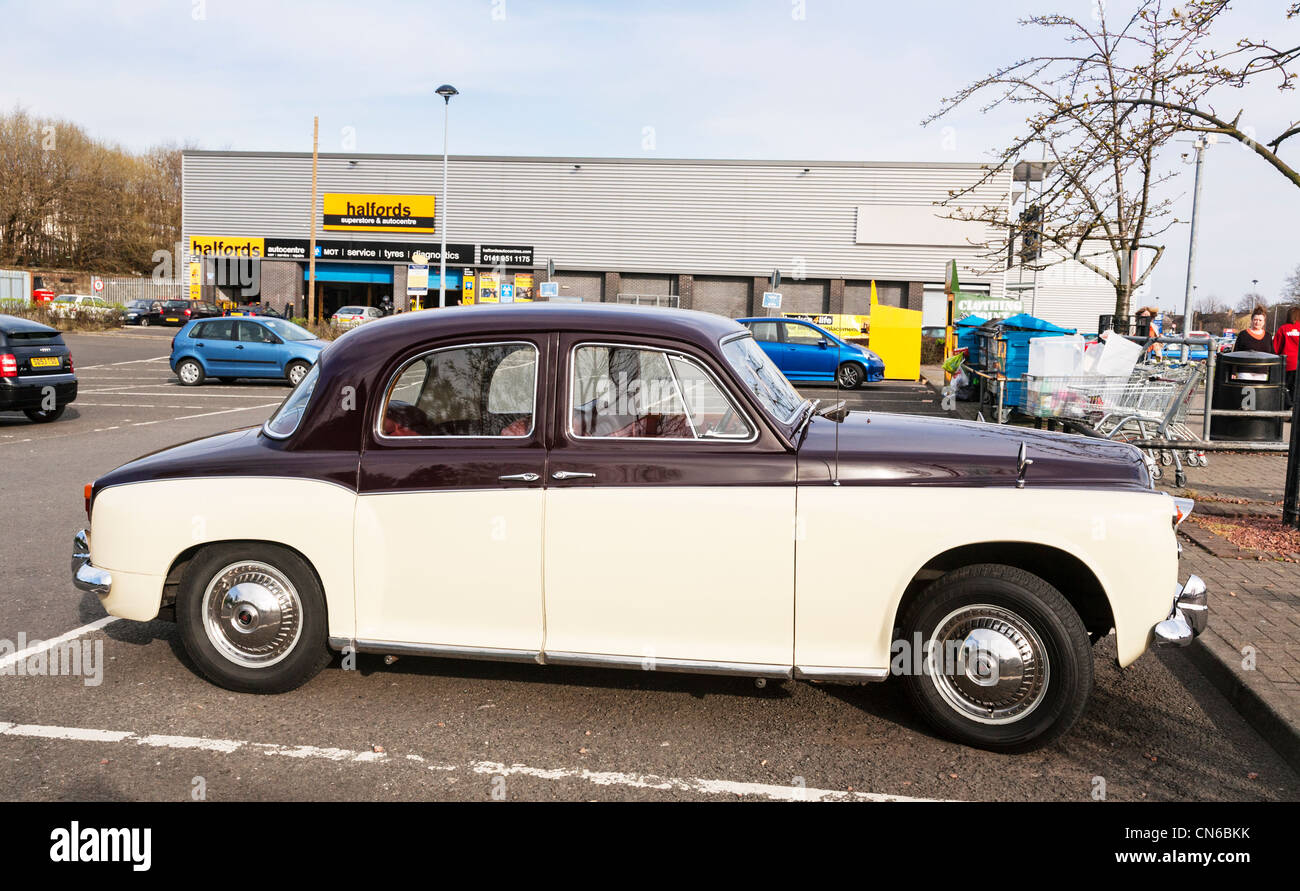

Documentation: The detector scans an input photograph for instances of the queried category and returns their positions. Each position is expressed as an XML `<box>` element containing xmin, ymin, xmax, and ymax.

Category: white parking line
<box><xmin>0</xmin><ymin>617</ymin><xmax>120</xmax><ymax>671</ymax></box>
<box><xmin>76</xmin><ymin>356</ymin><xmax>170</xmax><ymax>370</ymax></box>
<box><xmin>0</xmin><ymin>720</ymin><xmax>944</xmax><ymax>801</ymax></box>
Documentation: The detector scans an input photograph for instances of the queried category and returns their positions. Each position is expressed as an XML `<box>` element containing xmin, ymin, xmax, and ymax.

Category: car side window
<box><xmin>748</xmin><ymin>321</ymin><xmax>781</xmax><ymax>343</ymax></box>
<box><xmin>380</xmin><ymin>342</ymin><xmax>537</xmax><ymax>438</ymax></box>
<box><xmin>783</xmin><ymin>322</ymin><xmax>824</xmax><ymax>345</ymax></box>
<box><xmin>238</xmin><ymin>321</ymin><xmax>276</xmax><ymax>343</ymax></box>
<box><xmin>201</xmin><ymin>320</ymin><xmax>235</xmax><ymax>340</ymax></box>
<box><xmin>570</xmin><ymin>344</ymin><xmax>753</xmax><ymax>440</ymax></box>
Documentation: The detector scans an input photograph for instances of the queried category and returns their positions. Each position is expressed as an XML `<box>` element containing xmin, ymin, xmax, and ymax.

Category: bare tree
<box><xmin>926</xmin><ymin>1</ymin><xmax>1298</xmax><ymax>321</ymax></box>
<box><xmin>1284</xmin><ymin>263</ymin><xmax>1300</xmax><ymax>301</ymax></box>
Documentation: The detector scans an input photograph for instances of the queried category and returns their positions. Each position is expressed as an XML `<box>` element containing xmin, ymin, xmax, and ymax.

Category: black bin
<box><xmin>1211</xmin><ymin>351</ymin><xmax>1285</xmax><ymax>441</ymax></box>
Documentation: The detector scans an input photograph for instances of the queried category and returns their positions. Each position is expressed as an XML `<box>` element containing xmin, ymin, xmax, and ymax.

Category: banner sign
<box><xmin>263</xmin><ymin>238</ymin><xmax>473</xmax><ymax>265</ymax></box>
<box><xmin>188</xmin><ymin>262</ymin><xmax>202</xmax><ymax>300</ymax></box>
<box><xmin>784</xmin><ymin>313</ymin><xmax>869</xmax><ymax>338</ymax></box>
<box><xmin>460</xmin><ymin>271</ymin><xmax>476</xmax><ymax>305</ymax></box>
<box><xmin>322</xmin><ymin>193</ymin><xmax>435</xmax><ymax>233</ymax></box>
<box><xmin>513</xmin><ymin>272</ymin><xmax>534</xmax><ymax>303</ymax></box>
<box><xmin>478</xmin><ymin>273</ymin><xmax>501</xmax><ymax>303</ymax></box>
<box><xmin>479</xmin><ymin>244</ymin><xmax>534</xmax><ymax>267</ymax></box>
<box><xmin>407</xmin><ymin>265</ymin><xmax>429</xmax><ymax>298</ymax></box>
<box><xmin>190</xmin><ymin>236</ymin><xmax>264</xmax><ymax>258</ymax></box>
<box><xmin>954</xmin><ymin>293</ymin><xmax>1022</xmax><ymax>320</ymax></box>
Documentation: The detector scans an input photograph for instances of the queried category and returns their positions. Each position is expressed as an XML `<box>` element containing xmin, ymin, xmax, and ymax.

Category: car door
<box><xmin>190</xmin><ymin>319</ymin><xmax>239</xmax><ymax>375</ymax></box>
<box><xmin>541</xmin><ymin>335</ymin><xmax>797</xmax><ymax>671</ymax></box>
<box><xmin>745</xmin><ymin>319</ymin><xmax>787</xmax><ymax>370</ymax></box>
<box><xmin>352</xmin><ymin>336</ymin><xmax>551</xmax><ymax>656</ymax></box>
<box><xmin>235</xmin><ymin>321</ymin><xmax>283</xmax><ymax>378</ymax></box>
<box><xmin>781</xmin><ymin>321</ymin><xmax>836</xmax><ymax>380</ymax></box>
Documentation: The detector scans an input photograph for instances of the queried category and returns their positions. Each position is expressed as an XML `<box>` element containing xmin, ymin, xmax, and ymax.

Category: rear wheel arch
<box><xmin>892</xmin><ymin>542</ymin><xmax>1114</xmax><ymax>642</ymax></box>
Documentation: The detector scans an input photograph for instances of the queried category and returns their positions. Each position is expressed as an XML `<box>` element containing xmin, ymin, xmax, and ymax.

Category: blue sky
<box><xmin>2</xmin><ymin>0</ymin><xmax>1296</xmax><ymax>311</ymax></box>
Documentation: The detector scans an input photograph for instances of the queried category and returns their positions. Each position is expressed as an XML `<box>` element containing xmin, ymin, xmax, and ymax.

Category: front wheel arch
<box><xmin>163</xmin><ymin>539</ymin><xmax>328</xmax><ymax>620</ymax></box>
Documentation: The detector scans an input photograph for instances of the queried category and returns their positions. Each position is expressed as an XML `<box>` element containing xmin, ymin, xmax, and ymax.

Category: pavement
<box><xmin>0</xmin><ymin>340</ymin><xmax>1294</xmax><ymax>802</ymax></box>
<box><xmin>921</xmin><ymin>363</ymin><xmax>1300</xmax><ymax>773</ymax></box>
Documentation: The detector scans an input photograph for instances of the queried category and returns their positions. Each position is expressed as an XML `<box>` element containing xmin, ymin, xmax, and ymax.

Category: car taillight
<box><xmin>185</xmin><ymin>309</ymin><xmax>192</xmax><ymax>316</ymax></box>
<box><xmin>84</xmin><ymin>483</ymin><xmax>93</xmax><ymax>521</ymax></box>
<box><xmin>66</xmin><ymin>354</ymin><xmax>74</xmax><ymax>373</ymax></box>
<box><xmin>0</xmin><ymin>354</ymin><xmax>16</xmax><ymax>377</ymax></box>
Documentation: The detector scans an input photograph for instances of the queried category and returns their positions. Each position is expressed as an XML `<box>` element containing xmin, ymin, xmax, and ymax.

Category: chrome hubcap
<box><xmin>201</xmin><ymin>561</ymin><xmax>302</xmax><ymax>668</ymax></box>
<box><xmin>927</xmin><ymin>604</ymin><xmax>1050</xmax><ymax>725</ymax></box>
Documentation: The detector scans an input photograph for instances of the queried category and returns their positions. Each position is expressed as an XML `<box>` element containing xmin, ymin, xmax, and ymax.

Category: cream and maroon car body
<box><xmin>72</xmin><ymin>304</ymin><xmax>1207</xmax><ymax>750</ymax></box>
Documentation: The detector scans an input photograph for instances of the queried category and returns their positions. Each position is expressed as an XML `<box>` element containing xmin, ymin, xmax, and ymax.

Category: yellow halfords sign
<box><xmin>323</xmin><ymin>193</ymin><xmax>435</xmax><ymax>233</ymax></box>
<box><xmin>190</xmin><ymin>236</ymin><xmax>264</xmax><ymax>257</ymax></box>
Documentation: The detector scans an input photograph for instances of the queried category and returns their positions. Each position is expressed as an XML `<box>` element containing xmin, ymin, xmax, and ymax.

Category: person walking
<box><xmin>1273</xmin><ymin>307</ymin><xmax>1300</xmax><ymax>405</ymax></box>
<box><xmin>1236</xmin><ymin>306</ymin><xmax>1272</xmax><ymax>352</ymax></box>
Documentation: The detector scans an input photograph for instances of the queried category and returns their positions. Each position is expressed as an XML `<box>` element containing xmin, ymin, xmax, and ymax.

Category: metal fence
<box><xmin>97</xmin><ymin>277</ymin><xmax>188</xmax><ymax>304</ymax></box>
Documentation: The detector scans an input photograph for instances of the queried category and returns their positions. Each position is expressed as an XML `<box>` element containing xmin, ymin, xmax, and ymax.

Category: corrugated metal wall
<box><xmin>183</xmin><ymin>152</ymin><xmax>1010</xmax><ymax>286</ymax></box>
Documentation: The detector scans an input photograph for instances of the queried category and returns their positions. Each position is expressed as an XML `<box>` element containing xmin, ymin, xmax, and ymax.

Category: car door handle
<box><xmin>235</xmin><ymin>345</ymin><xmax>244</xmax><ymax>349</ymax></box>
<box><xmin>552</xmin><ymin>470</ymin><xmax>596</xmax><ymax>480</ymax></box>
<box><xmin>498</xmin><ymin>472</ymin><xmax>540</xmax><ymax>482</ymax></box>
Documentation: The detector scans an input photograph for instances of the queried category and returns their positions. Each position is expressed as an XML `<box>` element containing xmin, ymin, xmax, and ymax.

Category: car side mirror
<box><xmin>818</xmin><ymin>339</ymin><xmax>829</xmax><ymax>348</ymax></box>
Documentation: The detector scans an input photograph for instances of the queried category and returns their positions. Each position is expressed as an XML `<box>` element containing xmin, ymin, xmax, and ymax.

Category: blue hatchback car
<box><xmin>737</xmin><ymin>317</ymin><xmax>885</xmax><ymax>388</ymax></box>
<box><xmin>170</xmin><ymin>317</ymin><xmax>326</xmax><ymax>387</ymax></box>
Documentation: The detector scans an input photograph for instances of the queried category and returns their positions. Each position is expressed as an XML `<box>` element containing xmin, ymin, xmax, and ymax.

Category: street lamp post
<box><xmin>435</xmin><ymin>84</ymin><xmax>458</xmax><ymax>309</ymax></box>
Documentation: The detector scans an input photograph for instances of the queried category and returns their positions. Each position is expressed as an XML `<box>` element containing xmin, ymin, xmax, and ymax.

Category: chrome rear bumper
<box><xmin>71</xmin><ymin>529</ymin><xmax>112</xmax><ymax>597</ymax></box>
<box><xmin>1152</xmin><ymin>574</ymin><xmax>1208</xmax><ymax>648</ymax></box>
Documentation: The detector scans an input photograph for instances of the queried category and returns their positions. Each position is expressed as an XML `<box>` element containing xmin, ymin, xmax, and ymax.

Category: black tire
<box><xmin>176</xmin><ymin>358</ymin><xmax>205</xmax><ymax>386</ymax></box>
<box><xmin>285</xmin><ymin>360</ymin><xmax>311</xmax><ymax>387</ymax></box>
<box><xmin>139</xmin><ymin>317</ymin><xmax>150</xmax><ymax>327</ymax></box>
<box><xmin>176</xmin><ymin>542</ymin><xmax>331</xmax><ymax>694</ymax></box>
<box><xmin>897</xmin><ymin>564</ymin><xmax>1092</xmax><ymax>752</ymax></box>
<box><xmin>218</xmin><ymin>377</ymin><xmax>237</xmax><ymax>384</ymax></box>
<box><xmin>837</xmin><ymin>361</ymin><xmax>866</xmax><ymax>389</ymax></box>
<box><xmin>23</xmin><ymin>405</ymin><xmax>66</xmax><ymax>423</ymax></box>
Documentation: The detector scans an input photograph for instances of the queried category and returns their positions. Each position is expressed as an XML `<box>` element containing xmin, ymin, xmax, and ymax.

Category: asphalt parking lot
<box><xmin>1</xmin><ymin>329</ymin><xmax>1296</xmax><ymax>801</ymax></box>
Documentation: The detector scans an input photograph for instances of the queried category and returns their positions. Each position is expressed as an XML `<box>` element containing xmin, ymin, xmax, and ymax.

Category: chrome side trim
<box><xmin>794</xmin><ymin>666</ymin><xmax>890</xmax><ymax>684</ymax></box>
<box><xmin>543</xmin><ymin>651</ymin><xmax>793</xmax><ymax>679</ymax></box>
<box><xmin>328</xmin><ymin>637</ymin><xmax>543</xmax><ymax>664</ymax></box>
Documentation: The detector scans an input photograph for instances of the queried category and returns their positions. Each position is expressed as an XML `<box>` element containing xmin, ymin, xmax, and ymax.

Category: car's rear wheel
<box><xmin>897</xmin><ymin>563</ymin><xmax>1092</xmax><ymax>752</ymax></box>
<box><xmin>23</xmin><ymin>405</ymin><xmax>66</xmax><ymax>423</ymax></box>
<box><xmin>285</xmin><ymin>360</ymin><xmax>311</xmax><ymax>387</ymax></box>
<box><xmin>139</xmin><ymin>317</ymin><xmax>150</xmax><ymax>327</ymax></box>
<box><xmin>837</xmin><ymin>361</ymin><xmax>865</xmax><ymax>389</ymax></box>
<box><xmin>177</xmin><ymin>542</ymin><xmax>331</xmax><ymax>693</ymax></box>
<box><xmin>177</xmin><ymin>358</ymin><xmax>205</xmax><ymax>386</ymax></box>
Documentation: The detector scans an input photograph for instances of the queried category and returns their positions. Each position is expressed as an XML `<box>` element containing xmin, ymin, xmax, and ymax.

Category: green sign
<box><xmin>955</xmin><ymin>292</ymin><xmax>1021</xmax><ymax>320</ymax></box>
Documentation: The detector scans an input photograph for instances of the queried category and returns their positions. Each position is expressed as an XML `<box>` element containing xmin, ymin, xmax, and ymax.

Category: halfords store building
<box><xmin>182</xmin><ymin>150</ymin><xmax>1114</xmax><ymax>330</ymax></box>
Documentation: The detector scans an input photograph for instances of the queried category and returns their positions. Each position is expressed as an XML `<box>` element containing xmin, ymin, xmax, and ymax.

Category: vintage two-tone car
<box><xmin>72</xmin><ymin>304</ymin><xmax>1207</xmax><ymax>751</ymax></box>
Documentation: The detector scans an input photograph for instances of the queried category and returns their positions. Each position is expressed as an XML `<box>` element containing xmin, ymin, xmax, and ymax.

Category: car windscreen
<box><xmin>720</xmin><ymin>334</ymin><xmax>805</xmax><ymax>425</ymax></box>
<box><xmin>264</xmin><ymin>362</ymin><xmax>320</xmax><ymax>438</ymax></box>
<box><xmin>260</xmin><ymin>318</ymin><xmax>317</xmax><ymax>342</ymax></box>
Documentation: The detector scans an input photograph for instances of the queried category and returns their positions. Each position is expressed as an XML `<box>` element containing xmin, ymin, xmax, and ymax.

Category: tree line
<box><xmin>0</xmin><ymin>108</ymin><xmax>184</xmax><ymax>274</ymax></box>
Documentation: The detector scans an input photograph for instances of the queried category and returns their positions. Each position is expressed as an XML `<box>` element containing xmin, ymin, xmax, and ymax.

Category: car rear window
<box><xmin>5</xmin><ymin>331</ymin><xmax>63</xmax><ymax>344</ymax></box>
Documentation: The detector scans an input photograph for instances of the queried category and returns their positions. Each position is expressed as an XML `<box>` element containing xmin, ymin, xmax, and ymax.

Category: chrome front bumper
<box><xmin>71</xmin><ymin>529</ymin><xmax>112</xmax><ymax>597</ymax></box>
<box><xmin>1152</xmin><ymin>574</ymin><xmax>1208</xmax><ymax>648</ymax></box>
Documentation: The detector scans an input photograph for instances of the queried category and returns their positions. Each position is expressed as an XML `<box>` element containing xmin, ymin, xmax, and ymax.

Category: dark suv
<box><xmin>0</xmin><ymin>315</ymin><xmax>77</xmax><ymax>422</ymax></box>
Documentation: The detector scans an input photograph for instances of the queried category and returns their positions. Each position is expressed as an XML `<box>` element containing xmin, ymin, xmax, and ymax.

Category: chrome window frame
<box><xmin>374</xmin><ymin>339</ymin><xmax>541</xmax><ymax>442</ymax></box>
<box><xmin>566</xmin><ymin>340</ymin><xmax>758</xmax><ymax>444</ymax></box>
<box><xmin>719</xmin><ymin>331</ymin><xmax>806</xmax><ymax>426</ymax></box>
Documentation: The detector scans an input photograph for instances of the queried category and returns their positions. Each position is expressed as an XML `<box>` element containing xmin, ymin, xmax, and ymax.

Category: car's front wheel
<box><xmin>897</xmin><ymin>564</ymin><xmax>1092</xmax><ymax>752</ymax></box>
<box><xmin>176</xmin><ymin>358</ymin><xmax>205</xmax><ymax>386</ymax></box>
<box><xmin>139</xmin><ymin>317</ymin><xmax>150</xmax><ymax>327</ymax></box>
<box><xmin>837</xmin><ymin>361</ymin><xmax>866</xmax><ymax>389</ymax></box>
<box><xmin>176</xmin><ymin>542</ymin><xmax>331</xmax><ymax>693</ymax></box>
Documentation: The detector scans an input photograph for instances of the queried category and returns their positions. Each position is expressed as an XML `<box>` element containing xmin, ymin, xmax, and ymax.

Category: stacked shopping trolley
<box><xmin>1020</xmin><ymin>357</ymin><xmax>1207</xmax><ymax>484</ymax></box>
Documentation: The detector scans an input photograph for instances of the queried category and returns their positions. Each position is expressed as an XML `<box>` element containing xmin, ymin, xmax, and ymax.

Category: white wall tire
<box><xmin>177</xmin><ymin>543</ymin><xmax>331</xmax><ymax>693</ymax></box>
<box><xmin>898</xmin><ymin>564</ymin><xmax>1093</xmax><ymax>752</ymax></box>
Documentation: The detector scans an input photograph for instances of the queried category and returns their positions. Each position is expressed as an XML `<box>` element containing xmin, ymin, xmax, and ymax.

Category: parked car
<box><xmin>224</xmin><ymin>303</ymin><xmax>282</xmax><ymax>318</ymax></box>
<box><xmin>158</xmin><ymin>300</ymin><xmax>221</xmax><ymax>326</ymax></box>
<box><xmin>1160</xmin><ymin>330</ymin><xmax>1215</xmax><ymax>361</ymax></box>
<box><xmin>0</xmin><ymin>314</ymin><xmax>77</xmax><ymax>422</ymax></box>
<box><xmin>169</xmin><ymin>316</ymin><xmax>325</xmax><ymax>386</ymax></box>
<box><xmin>76</xmin><ymin>304</ymin><xmax>1205</xmax><ymax>751</ymax></box>
<box><xmin>737</xmin><ymin>316</ymin><xmax>885</xmax><ymax>388</ymax></box>
<box><xmin>47</xmin><ymin>294</ymin><xmax>113</xmax><ymax>318</ymax></box>
<box><xmin>124</xmin><ymin>300</ymin><xmax>164</xmax><ymax>326</ymax></box>
<box><xmin>331</xmin><ymin>305</ymin><xmax>383</xmax><ymax>328</ymax></box>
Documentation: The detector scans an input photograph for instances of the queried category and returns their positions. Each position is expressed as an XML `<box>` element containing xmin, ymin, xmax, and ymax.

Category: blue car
<box><xmin>737</xmin><ymin>317</ymin><xmax>885</xmax><ymax>389</ymax></box>
<box><xmin>170</xmin><ymin>316</ymin><xmax>326</xmax><ymax>387</ymax></box>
